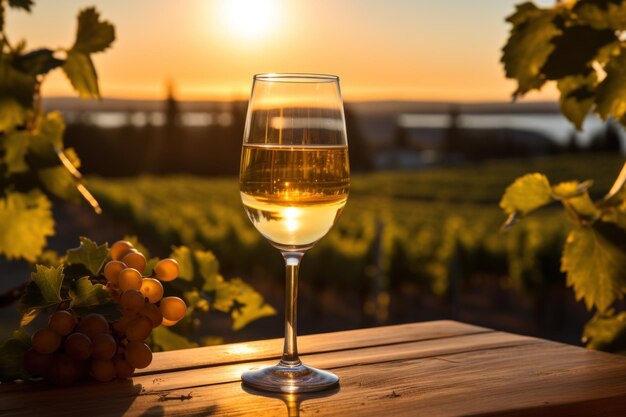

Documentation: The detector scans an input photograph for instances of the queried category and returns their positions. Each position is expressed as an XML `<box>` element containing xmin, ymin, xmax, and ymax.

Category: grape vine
<box><xmin>0</xmin><ymin>237</ymin><xmax>275</xmax><ymax>383</ymax></box>
<box><xmin>502</xmin><ymin>0</ymin><xmax>626</xmax><ymax>352</ymax></box>
<box><xmin>0</xmin><ymin>1</ymin><xmax>113</xmax><ymax>262</ymax></box>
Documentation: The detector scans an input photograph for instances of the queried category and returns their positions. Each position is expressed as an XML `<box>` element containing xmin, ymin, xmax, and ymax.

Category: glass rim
<box><xmin>253</xmin><ymin>73</ymin><xmax>339</xmax><ymax>83</ymax></box>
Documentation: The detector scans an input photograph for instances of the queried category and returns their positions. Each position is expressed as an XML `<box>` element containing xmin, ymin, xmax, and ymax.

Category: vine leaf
<box><xmin>2</xmin><ymin>130</ymin><xmax>30</xmax><ymax>174</ymax></box>
<box><xmin>557</xmin><ymin>73</ymin><xmax>597</xmax><ymax>130</ymax></box>
<box><xmin>0</xmin><ymin>191</ymin><xmax>54</xmax><ymax>262</ymax></box>
<box><xmin>574</xmin><ymin>0</ymin><xmax>626</xmax><ymax>31</ymax></box>
<box><xmin>0</xmin><ymin>328</ymin><xmax>31</xmax><ymax>382</ymax></box>
<box><xmin>595</xmin><ymin>48</ymin><xmax>626</xmax><ymax>121</ymax></box>
<box><xmin>62</xmin><ymin>50</ymin><xmax>99</xmax><ymax>99</ymax></box>
<box><xmin>18</xmin><ymin>265</ymin><xmax>64</xmax><ymax>325</ymax></box>
<box><xmin>196</xmin><ymin>250</ymin><xmax>220</xmax><ymax>291</ymax></box>
<box><xmin>14</xmin><ymin>49</ymin><xmax>64</xmax><ymax>76</ymax></box>
<box><xmin>72</xmin><ymin>7</ymin><xmax>115</xmax><ymax>54</ymax></box>
<box><xmin>8</xmin><ymin>0</ymin><xmax>33</xmax><ymax>12</ymax></box>
<box><xmin>541</xmin><ymin>25</ymin><xmax>616</xmax><ymax>80</ymax></box>
<box><xmin>500</xmin><ymin>173</ymin><xmax>553</xmax><ymax>216</ymax></box>
<box><xmin>170</xmin><ymin>246</ymin><xmax>194</xmax><ymax>282</ymax></box>
<box><xmin>65</xmin><ymin>237</ymin><xmax>109</xmax><ymax>275</ymax></box>
<box><xmin>0</xmin><ymin>57</ymin><xmax>36</xmax><ymax>130</ymax></box>
<box><xmin>150</xmin><ymin>326</ymin><xmax>198</xmax><ymax>352</ymax></box>
<box><xmin>501</xmin><ymin>3</ymin><xmax>561</xmax><ymax>98</ymax></box>
<box><xmin>583</xmin><ymin>310</ymin><xmax>626</xmax><ymax>353</ymax></box>
<box><xmin>69</xmin><ymin>276</ymin><xmax>112</xmax><ymax>308</ymax></box>
<box><xmin>562</xmin><ymin>223</ymin><xmax>626</xmax><ymax>312</ymax></box>
<box><xmin>213</xmin><ymin>278</ymin><xmax>276</xmax><ymax>330</ymax></box>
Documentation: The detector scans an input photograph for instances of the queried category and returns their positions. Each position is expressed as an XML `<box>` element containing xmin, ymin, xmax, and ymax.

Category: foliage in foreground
<box><xmin>0</xmin><ymin>1</ymin><xmax>114</xmax><ymax>262</ymax></box>
<box><xmin>503</xmin><ymin>0</ymin><xmax>626</xmax><ymax>352</ymax></box>
<box><xmin>502</xmin><ymin>0</ymin><xmax>626</xmax><ymax>130</ymax></box>
<box><xmin>0</xmin><ymin>237</ymin><xmax>275</xmax><ymax>382</ymax></box>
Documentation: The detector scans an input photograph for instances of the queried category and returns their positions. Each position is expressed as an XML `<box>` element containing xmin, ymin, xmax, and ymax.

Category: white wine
<box><xmin>240</xmin><ymin>144</ymin><xmax>349</xmax><ymax>250</ymax></box>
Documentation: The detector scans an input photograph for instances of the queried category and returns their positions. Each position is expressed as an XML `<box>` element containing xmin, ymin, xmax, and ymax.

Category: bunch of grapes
<box><xmin>22</xmin><ymin>240</ymin><xmax>187</xmax><ymax>384</ymax></box>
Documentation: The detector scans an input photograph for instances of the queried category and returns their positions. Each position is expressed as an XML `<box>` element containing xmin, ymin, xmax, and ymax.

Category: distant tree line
<box><xmin>65</xmin><ymin>97</ymin><xmax>373</xmax><ymax>177</ymax></box>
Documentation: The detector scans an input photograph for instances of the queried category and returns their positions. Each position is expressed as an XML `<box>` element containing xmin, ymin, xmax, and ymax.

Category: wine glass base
<box><xmin>242</xmin><ymin>363</ymin><xmax>339</xmax><ymax>393</ymax></box>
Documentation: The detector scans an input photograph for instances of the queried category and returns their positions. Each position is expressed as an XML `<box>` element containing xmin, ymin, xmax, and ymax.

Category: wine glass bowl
<box><xmin>239</xmin><ymin>73</ymin><xmax>349</xmax><ymax>393</ymax></box>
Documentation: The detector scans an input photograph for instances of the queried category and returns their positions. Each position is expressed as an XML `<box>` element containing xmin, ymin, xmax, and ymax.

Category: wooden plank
<box><xmin>4</xmin><ymin>338</ymin><xmax>626</xmax><ymax>417</ymax></box>
<box><xmin>138</xmin><ymin>320</ymin><xmax>490</xmax><ymax>375</ymax></box>
<box><xmin>0</xmin><ymin>331</ymin><xmax>535</xmax><ymax>407</ymax></box>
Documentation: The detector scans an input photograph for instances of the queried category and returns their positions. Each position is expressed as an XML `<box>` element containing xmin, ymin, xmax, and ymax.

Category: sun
<box><xmin>219</xmin><ymin>0</ymin><xmax>278</xmax><ymax>39</ymax></box>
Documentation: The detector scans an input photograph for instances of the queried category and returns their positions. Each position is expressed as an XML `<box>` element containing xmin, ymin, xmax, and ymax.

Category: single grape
<box><xmin>114</xmin><ymin>356</ymin><xmax>135</xmax><ymax>379</ymax></box>
<box><xmin>125</xmin><ymin>316</ymin><xmax>153</xmax><ymax>342</ymax></box>
<box><xmin>139</xmin><ymin>302</ymin><xmax>163</xmax><ymax>328</ymax></box>
<box><xmin>118</xmin><ymin>268</ymin><xmax>143</xmax><ymax>292</ymax></box>
<box><xmin>155</xmin><ymin>258</ymin><xmax>180</xmax><ymax>282</ymax></box>
<box><xmin>120</xmin><ymin>289</ymin><xmax>145</xmax><ymax>314</ymax></box>
<box><xmin>77</xmin><ymin>314</ymin><xmax>110</xmax><ymax>339</ymax></box>
<box><xmin>46</xmin><ymin>353</ymin><xmax>78</xmax><ymax>385</ymax></box>
<box><xmin>64</xmin><ymin>332</ymin><xmax>93</xmax><ymax>360</ymax></box>
<box><xmin>23</xmin><ymin>349</ymin><xmax>53</xmax><ymax>377</ymax></box>
<box><xmin>110</xmin><ymin>240</ymin><xmax>134</xmax><ymax>261</ymax></box>
<box><xmin>160</xmin><ymin>297</ymin><xmax>187</xmax><ymax>322</ymax></box>
<box><xmin>92</xmin><ymin>333</ymin><xmax>117</xmax><ymax>360</ymax></box>
<box><xmin>112</xmin><ymin>314</ymin><xmax>136</xmax><ymax>334</ymax></box>
<box><xmin>140</xmin><ymin>278</ymin><xmax>164</xmax><ymax>303</ymax></box>
<box><xmin>161</xmin><ymin>317</ymin><xmax>179</xmax><ymax>327</ymax></box>
<box><xmin>91</xmin><ymin>359</ymin><xmax>116</xmax><ymax>382</ymax></box>
<box><xmin>122</xmin><ymin>250</ymin><xmax>147</xmax><ymax>274</ymax></box>
<box><xmin>124</xmin><ymin>341</ymin><xmax>152</xmax><ymax>369</ymax></box>
<box><xmin>104</xmin><ymin>260</ymin><xmax>126</xmax><ymax>285</ymax></box>
<box><xmin>32</xmin><ymin>328</ymin><xmax>62</xmax><ymax>354</ymax></box>
<box><xmin>48</xmin><ymin>310</ymin><xmax>77</xmax><ymax>336</ymax></box>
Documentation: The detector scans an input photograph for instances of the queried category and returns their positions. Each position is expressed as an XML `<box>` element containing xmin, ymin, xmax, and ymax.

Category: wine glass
<box><xmin>239</xmin><ymin>73</ymin><xmax>350</xmax><ymax>393</ymax></box>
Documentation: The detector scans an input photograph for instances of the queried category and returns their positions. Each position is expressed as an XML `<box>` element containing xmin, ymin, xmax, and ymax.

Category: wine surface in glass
<box><xmin>240</xmin><ymin>143</ymin><xmax>349</xmax><ymax>250</ymax></box>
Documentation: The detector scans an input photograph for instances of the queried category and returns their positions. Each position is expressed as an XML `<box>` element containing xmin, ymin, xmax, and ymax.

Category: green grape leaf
<box><xmin>69</xmin><ymin>276</ymin><xmax>112</xmax><ymax>308</ymax></box>
<box><xmin>38</xmin><ymin>166</ymin><xmax>81</xmax><ymax>201</ymax></box>
<box><xmin>14</xmin><ymin>49</ymin><xmax>64</xmax><ymax>76</ymax></box>
<box><xmin>501</xmin><ymin>2</ymin><xmax>561</xmax><ymax>97</ymax></box>
<box><xmin>170</xmin><ymin>246</ymin><xmax>194</xmax><ymax>281</ymax></box>
<box><xmin>541</xmin><ymin>25</ymin><xmax>616</xmax><ymax>80</ymax></box>
<box><xmin>582</xmin><ymin>310</ymin><xmax>626</xmax><ymax>352</ymax></box>
<box><xmin>196</xmin><ymin>250</ymin><xmax>220</xmax><ymax>291</ymax></box>
<box><xmin>562</xmin><ymin>223</ymin><xmax>626</xmax><ymax>312</ymax></box>
<box><xmin>65</xmin><ymin>237</ymin><xmax>108</xmax><ymax>275</ymax></box>
<box><xmin>556</xmin><ymin>74</ymin><xmax>597</xmax><ymax>130</ymax></box>
<box><xmin>229</xmin><ymin>279</ymin><xmax>276</xmax><ymax>331</ymax></box>
<box><xmin>596</xmin><ymin>48</ymin><xmax>626</xmax><ymax>121</ymax></box>
<box><xmin>150</xmin><ymin>326</ymin><xmax>197</xmax><ymax>352</ymax></box>
<box><xmin>213</xmin><ymin>279</ymin><xmax>244</xmax><ymax>313</ymax></box>
<box><xmin>0</xmin><ymin>328</ymin><xmax>31</xmax><ymax>382</ymax></box>
<box><xmin>72</xmin><ymin>7</ymin><xmax>115</xmax><ymax>54</ymax></box>
<box><xmin>18</xmin><ymin>265</ymin><xmax>64</xmax><ymax>325</ymax></box>
<box><xmin>0</xmin><ymin>191</ymin><xmax>54</xmax><ymax>262</ymax></box>
<box><xmin>0</xmin><ymin>98</ymin><xmax>28</xmax><ymax>131</ymax></box>
<box><xmin>0</xmin><ymin>57</ymin><xmax>35</xmax><ymax>130</ymax></box>
<box><xmin>62</xmin><ymin>50</ymin><xmax>99</xmax><ymax>99</ymax></box>
<box><xmin>552</xmin><ymin>180</ymin><xmax>594</xmax><ymax>199</ymax></box>
<box><xmin>8</xmin><ymin>0</ymin><xmax>32</xmax><ymax>12</ymax></box>
<box><xmin>8</xmin><ymin>0</ymin><xmax>33</xmax><ymax>12</ymax></box>
<box><xmin>552</xmin><ymin>180</ymin><xmax>598</xmax><ymax>220</ymax></box>
<box><xmin>500</xmin><ymin>173</ymin><xmax>553</xmax><ymax>215</ymax></box>
<box><xmin>2</xmin><ymin>130</ymin><xmax>30</xmax><ymax>174</ymax></box>
<box><xmin>574</xmin><ymin>0</ymin><xmax>626</xmax><ymax>31</ymax></box>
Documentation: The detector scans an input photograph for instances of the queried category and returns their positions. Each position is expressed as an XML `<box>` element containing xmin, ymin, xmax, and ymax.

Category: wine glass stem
<box><xmin>280</xmin><ymin>251</ymin><xmax>304</xmax><ymax>367</ymax></box>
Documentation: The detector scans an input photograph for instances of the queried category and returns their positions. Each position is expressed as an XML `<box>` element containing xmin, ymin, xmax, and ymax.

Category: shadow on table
<box><xmin>242</xmin><ymin>385</ymin><xmax>340</xmax><ymax>417</ymax></box>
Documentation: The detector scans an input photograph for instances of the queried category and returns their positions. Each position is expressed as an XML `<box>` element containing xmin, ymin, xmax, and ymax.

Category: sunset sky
<box><xmin>7</xmin><ymin>0</ymin><xmax>557</xmax><ymax>101</ymax></box>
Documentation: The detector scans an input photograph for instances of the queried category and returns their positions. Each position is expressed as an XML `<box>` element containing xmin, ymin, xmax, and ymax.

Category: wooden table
<box><xmin>3</xmin><ymin>320</ymin><xmax>626</xmax><ymax>416</ymax></box>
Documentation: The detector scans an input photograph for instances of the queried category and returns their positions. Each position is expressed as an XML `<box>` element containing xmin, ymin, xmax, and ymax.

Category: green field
<box><xmin>89</xmin><ymin>154</ymin><xmax>625</xmax><ymax>305</ymax></box>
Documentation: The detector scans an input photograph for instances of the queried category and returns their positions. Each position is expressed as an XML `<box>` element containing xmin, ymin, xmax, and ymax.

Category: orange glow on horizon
<box><xmin>10</xmin><ymin>0</ymin><xmax>559</xmax><ymax>103</ymax></box>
